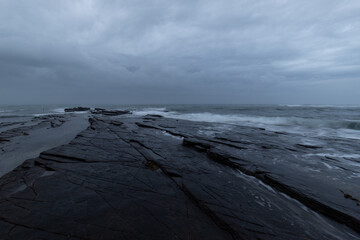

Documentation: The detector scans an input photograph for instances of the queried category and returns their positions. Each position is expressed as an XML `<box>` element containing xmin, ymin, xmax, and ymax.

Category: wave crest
<box><xmin>133</xmin><ymin>108</ymin><xmax>360</xmax><ymax>132</ymax></box>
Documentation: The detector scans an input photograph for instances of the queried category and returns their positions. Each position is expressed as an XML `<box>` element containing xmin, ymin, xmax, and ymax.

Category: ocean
<box><xmin>2</xmin><ymin>104</ymin><xmax>360</xmax><ymax>136</ymax></box>
<box><xmin>1</xmin><ymin>104</ymin><xmax>360</xmax><ymax>161</ymax></box>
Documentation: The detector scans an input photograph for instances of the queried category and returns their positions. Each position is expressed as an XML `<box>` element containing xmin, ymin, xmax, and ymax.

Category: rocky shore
<box><xmin>0</xmin><ymin>113</ymin><xmax>89</xmax><ymax>178</ymax></box>
<box><xmin>0</xmin><ymin>110</ymin><xmax>359</xmax><ymax>239</ymax></box>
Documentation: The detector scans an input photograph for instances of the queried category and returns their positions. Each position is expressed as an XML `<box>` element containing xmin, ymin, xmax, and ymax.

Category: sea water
<box><xmin>1</xmin><ymin>104</ymin><xmax>360</xmax><ymax>138</ymax></box>
<box><xmin>1</xmin><ymin>104</ymin><xmax>360</xmax><ymax>160</ymax></box>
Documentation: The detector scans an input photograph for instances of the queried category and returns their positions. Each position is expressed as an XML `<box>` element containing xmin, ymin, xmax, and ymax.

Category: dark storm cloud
<box><xmin>0</xmin><ymin>0</ymin><xmax>359</xmax><ymax>104</ymax></box>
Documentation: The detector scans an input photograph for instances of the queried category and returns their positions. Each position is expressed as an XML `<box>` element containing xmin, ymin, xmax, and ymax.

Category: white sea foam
<box><xmin>133</xmin><ymin>109</ymin><xmax>290</xmax><ymax>126</ymax></box>
<box><xmin>0</xmin><ymin>110</ymin><xmax>14</xmax><ymax>113</ymax></box>
<box><xmin>131</xmin><ymin>106</ymin><xmax>360</xmax><ymax>141</ymax></box>
<box><xmin>134</xmin><ymin>108</ymin><xmax>360</xmax><ymax>131</ymax></box>
<box><xmin>281</xmin><ymin>104</ymin><xmax>304</xmax><ymax>107</ymax></box>
<box><xmin>132</xmin><ymin>108</ymin><xmax>168</xmax><ymax>116</ymax></box>
<box><xmin>281</xmin><ymin>104</ymin><xmax>360</xmax><ymax>108</ymax></box>
<box><xmin>33</xmin><ymin>113</ymin><xmax>60</xmax><ymax>117</ymax></box>
<box><xmin>53</xmin><ymin>108</ymin><xmax>65</xmax><ymax>113</ymax></box>
<box><xmin>322</xmin><ymin>162</ymin><xmax>334</xmax><ymax>169</ymax></box>
<box><xmin>307</xmin><ymin>153</ymin><xmax>360</xmax><ymax>161</ymax></box>
<box><xmin>33</xmin><ymin>107</ymin><xmax>90</xmax><ymax>117</ymax></box>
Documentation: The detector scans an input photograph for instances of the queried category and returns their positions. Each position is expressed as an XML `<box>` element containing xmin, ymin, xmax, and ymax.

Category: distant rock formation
<box><xmin>64</xmin><ymin>107</ymin><xmax>90</xmax><ymax>112</ymax></box>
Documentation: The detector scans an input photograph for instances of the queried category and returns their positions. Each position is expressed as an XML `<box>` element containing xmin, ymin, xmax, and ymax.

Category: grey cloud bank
<box><xmin>0</xmin><ymin>0</ymin><xmax>359</xmax><ymax>104</ymax></box>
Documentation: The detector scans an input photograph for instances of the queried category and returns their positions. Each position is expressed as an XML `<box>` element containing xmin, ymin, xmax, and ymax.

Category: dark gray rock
<box><xmin>64</xmin><ymin>107</ymin><xmax>90</xmax><ymax>112</ymax></box>
<box><xmin>90</xmin><ymin>109</ymin><xmax>131</xmax><ymax>116</ymax></box>
<box><xmin>0</xmin><ymin>115</ymin><xmax>359</xmax><ymax>239</ymax></box>
<box><xmin>145</xmin><ymin>114</ymin><xmax>163</xmax><ymax>118</ymax></box>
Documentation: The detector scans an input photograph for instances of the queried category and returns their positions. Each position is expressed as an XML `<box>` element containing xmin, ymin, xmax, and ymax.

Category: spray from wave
<box><xmin>133</xmin><ymin>108</ymin><xmax>360</xmax><ymax>131</ymax></box>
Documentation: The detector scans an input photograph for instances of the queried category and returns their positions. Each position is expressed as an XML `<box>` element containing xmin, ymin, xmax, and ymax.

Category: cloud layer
<box><xmin>1</xmin><ymin>0</ymin><xmax>359</xmax><ymax>104</ymax></box>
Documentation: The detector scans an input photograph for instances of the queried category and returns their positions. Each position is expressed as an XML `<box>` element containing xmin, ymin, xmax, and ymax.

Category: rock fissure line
<box><xmin>182</xmin><ymin>137</ymin><xmax>360</xmax><ymax>234</ymax></box>
<box><xmin>129</xmin><ymin>140</ymin><xmax>243</xmax><ymax>240</ymax></box>
<box><xmin>135</xmin><ymin>122</ymin><xmax>188</xmax><ymax>138</ymax></box>
<box><xmin>134</xmin><ymin>119</ymin><xmax>360</xmax><ymax>235</ymax></box>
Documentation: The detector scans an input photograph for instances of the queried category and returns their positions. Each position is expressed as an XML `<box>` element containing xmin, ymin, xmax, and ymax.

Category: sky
<box><xmin>0</xmin><ymin>0</ymin><xmax>360</xmax><ymax>105</ymax></box>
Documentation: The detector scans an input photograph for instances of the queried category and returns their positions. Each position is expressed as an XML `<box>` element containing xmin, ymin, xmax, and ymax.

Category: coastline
<box><xmin>0</xmin><ymin>110</ymin><xmax>359</xmax><ymax>239</ymax></box>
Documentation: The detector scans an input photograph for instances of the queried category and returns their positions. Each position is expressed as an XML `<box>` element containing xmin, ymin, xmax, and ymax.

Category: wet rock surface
<box><xmin>0</xmin><ymin>115</ymin><xmax>359</xmax><ymax>239</ymax></box>
<box><xmin>64</xmin><ymin>107</ymin><xmax>91</xmax><ymax>112</ymax></box>
<box><xmin>0</xmin><ymin>114</ymin><xmax>89</xmax><ymax>178</ymax></box>
<box><xmin>90</xmin><ymin>108</ymin><xmax>131</xmax><ymax>116</ymax></box>
<box><xmin>0</xmin><ymin>115</ymin><xmax>66</xmax><ymax>146</ymax></box>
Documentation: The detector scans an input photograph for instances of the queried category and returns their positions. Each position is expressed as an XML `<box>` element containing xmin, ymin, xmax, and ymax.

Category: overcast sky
<box><xmin>0</xmin><ymin>0</ymin><xmax>359</xmax><ymax>104</ymax></box>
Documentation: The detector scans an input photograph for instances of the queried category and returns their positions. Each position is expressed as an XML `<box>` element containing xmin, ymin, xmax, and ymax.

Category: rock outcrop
<box><xmin>0</xmin><ymin>115</ymin><xmax>359</xmax><ymax>239</ymax></box>
<box><xmin>64</xmin><ymin>107</ymin><xmax>91</xmax><ymax>112</ymax></box>
<box><xmin>90</xmin><ymin>108</ymin><xmax>131</xmax><ymax>116</ymax></box>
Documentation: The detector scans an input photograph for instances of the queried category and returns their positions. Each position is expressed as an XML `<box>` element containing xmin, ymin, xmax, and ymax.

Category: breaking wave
<box><xmin>133</xmin><ymin>108</ymin><xmax>360</xmax><ymax>131</ymax></box>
